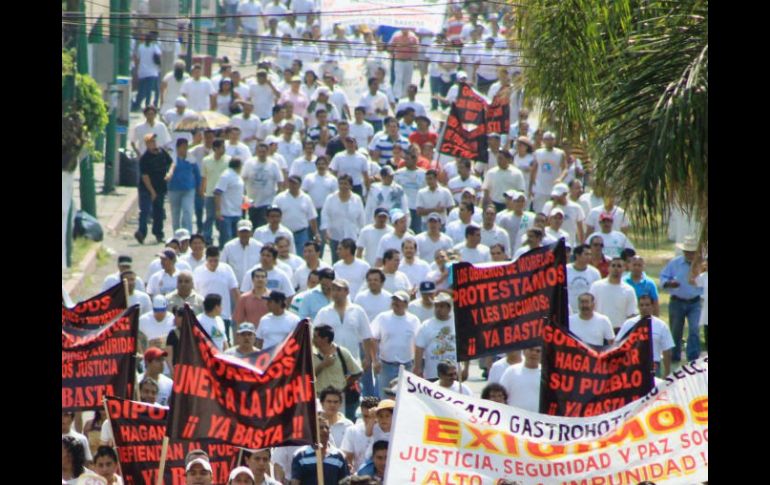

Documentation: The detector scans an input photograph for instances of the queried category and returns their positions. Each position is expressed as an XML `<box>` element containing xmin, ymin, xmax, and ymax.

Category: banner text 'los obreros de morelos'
<box><xmin>165</xmin><ymin>306</ymin><xmax>318</xmax><ymax>449</ymax></box>
<box><xmin>62</xmin><ymin>305</ymin><xmax>139</xmax><ymax>411</ymax></box>
<box><xmin>385</xmin><ymin>358</ymin><xmax>708</xmax><ymax>485</ymax></box>
<box><xmin>105</xmin><ymin>396</ymin><xmax>239</xmax><ymax>485</ymax></box>
<box><xmin>540</xmin><ymin>318</ymin><xmax>655</xmax><ymax>417</ymax></box>
<box><xmin>452</xmin><ymin>240</ymin><xmax>568</xmax><ymax>360</ymax></box>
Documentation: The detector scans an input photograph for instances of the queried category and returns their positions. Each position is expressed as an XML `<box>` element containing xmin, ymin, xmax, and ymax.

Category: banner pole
<box><xmin>123</xmin><ymin>277</ymin><xmax>130</xmax><ymax>305</ymax></box>
<box><xmin>156</xmin><ymin>436</ymin><xmax>169</xmax><ymax>485</ymax></box>
<box><xmin>433</xmin><ymin>115</ymin><xmax>449</xmax><ymax>165</ymax></box>
<box><xmin>308</xmin><ymin>321</ymin><xmax>325</xmax><ymax>485</ymax></box>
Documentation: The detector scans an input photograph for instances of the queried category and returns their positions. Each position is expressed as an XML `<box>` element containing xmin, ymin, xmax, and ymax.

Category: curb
<box><xmin>64</xmin><ymin>189</ymin><xmax>138</xmax><ymax>298</ymax></box>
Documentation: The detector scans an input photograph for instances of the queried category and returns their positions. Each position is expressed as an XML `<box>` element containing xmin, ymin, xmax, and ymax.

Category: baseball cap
<box><xmin>185</xmin><ymin>458</ymin><xmax>212</xmax><ymax>473</ymax></box>
<box><xmin>374</xmin><ymin>207</ymin><xmax>389</xmax><ymax>218</ymax></box>
<box><xmin>504</xmin><ymin>189</ymin><xmax>525</xmax><ymax>200</ymax></box>
<box><xmin>174</xmin><ymin>97</ymin><xmax>187</xmax><ymax>107</ymax></box>
<box><xmin>392</xmin><ymin>291</ymin><xmax>410</xmax><ymax>303</ymax></box>
<box><xmin>461</xmin><ymin>187</ymin><xmax>477</xmax><ymax>197</ymax></box>
<box><xmin>174</xmin><ymin>228</ymin><xmax>191</xmax><ymax>241</ymax></box>
<box><xmin>434</xmin><ymin>292</ymin><xmax>452</xmax><ymax>305</ymax></box>
<box><xmin>228</xmin><ymin>467</ymin><xmax>255</xmax><ymax>482</ymax></box>
<box><xmin>143</xmin><ymin>133</ymin><xmax>157</xmax><ymax>142</ymax></box>
<box><xmin>415</xmin><ymin>115</ymin><xmax>431</xmax><ymax>124</ymax></box>
<box><xmin>165</xmin><ymin>237</ymin><xmax>180</xmax><ymax>246</ymax></box>
<box><xmin>152</xmin><ymin>295</ymin><xmax>168</xmax><ymax>312</ymax></box>
<box><xmin>549</xmin><ymin>207</ymin><xmax>565</xmax><ymax>217</ymax></box>
<box><xmin>332</xmin><ymin>278</ymin><xmax>350</xmax><ymax>290</ymax></box>
<box><xmin>427</xmin><ymin>212</ymin><xmax>442</xmax><ymax>223</ymax></box>
<box><xmin>543</xmin><ymin>131</ymin><xmax>556</xmax><ymax>140</ymax></box>
<box><xmin>550</xmin><ymin>183</ymin><xmax>569</xmax><ymax>197</ymax></box>
<box><xmin>158</xmin><ymin>248</ymin><xmax>177</xmax><ymax>260</ymax></box>
<box><xmin>375</xmin><ymin>399</ymin><xmax>396</xmax><ymax>413</ymax></box>
<box><xmin>237</xmin><ymin>322</ymin><xmax>257</xmax><ymax>335</ymax></box>
<box><xmin>457</xmin><ymin>71</ymin><xmax>468</xmax><ymax>80</ymax></box>
<box><xmin>488</xmin><ymin>132</ymin><xmax>501</xmax><ymax>139</ymax></box>
<box><xmin>390</xmin><ymin>209</ymin><xmax>407</xmax><ymax>224</ymax></box>
<box><xmin>380</xmin><ymin>165</ymin><xmax>394</xmax><ymax>177</ymax></box>
<box><xmin>316</xmin><ymin>87</ymin><xmax>330</xmax><ymax>97</ymax></box>
<box><xmin>263</xmin><ymin>290</ymin><xmax>288</xmax><ymax>302</ymax></box>
<box><xmin>599</xmin><ymin>213</ymin><xmax>614</xmax><ymax>222</ymax></box>
<box><xmin>144</xmin><ymin>347</ymin><xmax>168</xmax><ymax>362</ymax></box>
<box><xmin>419</xmin><ymin>281</ymin><xmax>437</xmax><ymax>294</ymax></box>
<box><xmin>117</xmin><ymin>255</ymin><xmax>133</xmax><ymax>265</ymax></box>
<box><xmin>237</xmin><ymin>219</ymin><xmax>253</xmax><ymax>232</ymax></box>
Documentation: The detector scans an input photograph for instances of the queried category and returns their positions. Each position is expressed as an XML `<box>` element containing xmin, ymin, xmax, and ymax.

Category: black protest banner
<box><xmin>166</xmin><ymin>307</ymin><xmax>318</xmax><ymax>449</ymax></box>
<box><xmin>452</xmin><ymin>240</ymin><xmax>568</xmax><ymax>360</ymax></box>
<box><xmin>62</xmin><ymin>305</ymin><xmax>139</xmax><ymax>411</ymax></box>
<box><xmin>486</xmin><ymin>91</ymin><xmax>510</xmax><ymax>135</ymax></box>
<box><xmin>439</xmin><ymin>83</ymin><xmax>489</xmax><ymax>163</ymax></box>
<box><xmin>540</xmin><ymin>318</ymin><xmax>655</xmax><ymax>417</ymax></box>
<box><xmin>62</xmin><ymin>282</ymin><xmax>127</xmax><ymax>327</ymax></box>
<box><xmin>105</xmin><ymin>396</ymin><xmax>239</xmax><ymax>485</ymax></box>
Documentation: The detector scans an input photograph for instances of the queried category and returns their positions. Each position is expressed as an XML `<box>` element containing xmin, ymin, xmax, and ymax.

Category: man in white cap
<box><xmin>175</xmin><ymin>228</ymin><xmax>192</xmax><ymax>257</ymax></box>
<box><xmin>139</xmin><ymin>294</ymin><xmax>175</xmax><ymax>354</ymax></box>
<box><xmin>585</xmin><ymin>213</ymin><xmax>635</xmax><ymax>258</ymax></box>
<box><xmin>660</xmin><ymin>235</ymin><xmax>703</xmax><ymax>362</ymax></box>
<box><xmin>543</xmin><ymin>182</ymin><xmax>586</xmax><ymax>245</ymax></box>
<box><xmin>163</xmin><ymin>96</ymin><xmax>196</xmax><ymax>132</ymax></box>
<box><xmin>415</xmin><ymin>212</ymin><xmax>454</xmax><ymax>262</ymax></box>
<box><xmin>545</xmin><ymin>207</ymin><xmax>571</xmax><ymax>245</ymax></box>
<box><xmin>371</xmin><ymin>290</ymin><xmax>421</xmax><ymax>397</ymax></box>
<box><xmin>224</xmin><ymin>322</ymin><xmax>260</xmax><ymax>358</ymax></box>
<box><xmin>147</xmin><ymin>248</ymin><xmax>181</xmax><ymax>297</ymax></box>
<box><xmin>414</xmin><ymin>292</ymin><xmax>457</xmax><ymax>380</ymax></box>
<box><xmin>529</xmin><ymin>131</ymin><xmax>567</xmax><ymax>213</ymax></box>
<box><xmin>185</xmin><ymin>456</ymin><xmax>213</xmax><ymax>485</ymax></box>
<box><xmin>228</xmin><ymin>465</ymin><xmax>256</xmax><ymax>485</ymax></box>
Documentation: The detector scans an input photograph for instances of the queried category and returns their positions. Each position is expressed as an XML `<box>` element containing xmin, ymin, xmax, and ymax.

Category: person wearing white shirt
<box><xmin>134</xmin><ymin>34</ymin><xmax>162</xmax><ymax>110</ymax></box>
<box><xmin>213</xmin><ymin>159</ymin><xmax>245</xmax><ymax>246</ymax></box>
<box><xmin>395</xmin><ymin>84</ymin><xmax>428</xmax><ymax>118</ymax></box>
<box><xmin>293</xmin><ymin>241</ymin><xmax>332</xmax><ymax>292</ymax></box>
<box><xmin>255</xmin><ymin>291</ymin><xmax>300</xmax><ymax>349</ymax></box>
<box><xmin>454</xmin><ymin>225</ymin><xmax>491</xmax><ymax>264</ymax></box>
<box><xmin>586</xmin><ymin>214</ymin><xmax>635</xmax><ymax>258</ymax></box>
<box><xmin>436</xmin><ymin>360</ymin><xmax>474</xmax><ymax>396</ymax></box>
<box><xmin>332</xmin><ymin>240</ymin><xmax>371</xmax><ymax>297</ymax></box>
<box><xmin>488</xmin><ymin>350</ymin><xmax>522</xmax><ymax>385</ymax></box>
<box><xmin>350</xmin><ymin>107</ymin><xmax>375</xmax><ymax>148</ymax></box>
<box><xmin>371</xmin><ymin>291</ymin><xmax>421</xmax><ymax>397</ymax></box>
<box><xmin>415</xmin><ymin>170</ymin><xmax>454</xmax><ymax>230</ymax></box>
<box><xmin>569</xmin><ymin>293</ymin><xmax>616</xmax><ymax>346</ymax></box>
<box><xmin>415</xmin><ymin>213</ymin><xmax>454</xmax><ymax>262</ymax></box>
<box><xmin>480</xmin><ymin>206</ymin><xmax>512</xmax><ymax>257</ymax></box>
<box><xmin>137</xmin><ymin>347</ymin><xmax>174</xmax><ymax>405</ymax></box>
<box><xmin>249</xmin><ymin>70</ymin><xmax>281</xmax><ymax>120</ymax></box>
<box><xmin>242</xmin><ymin>142</ymin><xmax>285</xmax><ymax>229</ymax></box>
<box><xmin>408</xmin><ymin>282</ymin><xmax>437</xmax><ymax>323</ymax></box>
<box><xmin>290</xmin><ymin>141</ymin><xmax>319</xmax><ymax>180</ymax></box>
<box><xmin>132</xmin><ymin>106</ymin><xmax>172</xmax><ymax>156</ymax></box>
<box><xmin>512</xmin><ymin>227</ymin><xmax>546</xmax><ymax>261</ymax></box>
<box><xmin>273</xmin><ymin>176</ymin><xmax>320</xmax><ymax>253</ymax></box>
<box><xmin>160</xmin><ymin>61</ymin><xmax>191</xmax><ymax>113</ymax></box>
<box><xmin>144</xmin><ymin>251</ymin><xmax>192</xmax><ymax>285</ymax></box>
<box><xmin>354</xmin><ymin>269</ymin><xmax>393</xmax><ymax>322</ymax></box>
<box><xmin>182</xmin><ymin>234</ymin><xmax>207</xmax><ymax>272</ymax></box>
<box><xmin>358</xmin><ymin>78</ymin><xmax>391</xmax><ymax>132</ymax></box>
<box><xmin>162</xmin><ymin>97</ymin><xmax>197</xmax><ymax>132</ymax></box>
<box><xmin>146</xmin><ymin>249</ymin><xmax>180</xmax><ymax>297</ymax></box>
<box><xmin>414</xmin><ymin>293</ymin><xmax>457</xmax><ymax>379</ymax></box>
<box><xmin>237</xmin><ymin>0</ymin><xmax>262</xmax><ymax>64</ymax></box>
<box><xmin>529</xmin><ymin>132</ymin><xmax>568</xmax><ymax>214</ymax></box>
<box><xmin>239</xmin><ymin>245</ymin><xmax>296</xmax><ymax>297</ymax></box>
<box><xmin>340</xmin><ymin>398</ymin><xmax>380</xmax><ymax>472</ymax></box>
<box><xmin>125</xmin><ymin>272</ymin><xmax>152</xmax><ymax>315</ymax></box>
<box><xmin>139</xmin><ymin>295</ymin><xmax>176</xmax><ymax>351</ymax></box>
<box><xmin>192</xmin><ymin>246</ymin><xmax>240</xmax><ymax>344</ymax></box>
<box><xmin>253</xmin><ymin>206</ymin><xmax>297</xmax><ymax>254</ymax></box>
<box><xmin>330</xmin><ymin>139</ymin><xmax>370</xmax><ymax>194</ymax></box>
<box><xmin>102</xmin><ymin>255</ymin><xmax>146</xmax><ymax>292</ymax></box>
<box><xmin>448</xmin><ymin>159</ymin><xmax>483</xmax><ymax>204</ymax></box>
<box><xmin>374</xmin><ymin>211</ymin><xmax>415</xmax><ymax>267</ymax></box>
<box><xmin>545</xmin><ymin>207</ymin><xmax>572</xmax><ymax>246</ymax></box>
<box><xmin>180</xmin><ymin>65</ymin><xmax>216</xmax><ymax>112</ymax></box>
<box><xmin>567</xmin><ymin>245</ymin><xmax>602</xmax><ymax>311</ymax></box>
<box><xmin>224</xmin><ymin>128</ymin><xmax>252</xmax><ymax>162</ymax></box>
<box><xmin>221</xmin><ymin>219</ymin><xmax>263</xmax><ymax>284</ymax></box>
<box><xmin>543</xmin><ymin>183</ymin><xmax>586</xmax><ymax>246</ymax></box>
<box><xmin>482</xmin><ymin>150</ymin><xmax>525</xmax><ymax>212</ymax></box>
<box><xmin>398</xmin><ymin>239</ymin><xmax>431</xmax><ymax>291</ymax></box>
<box><xmin>584</xmin><ymin>198</ymin><xmax>631</xmax><ymax>235</ymax></box>
<box><xmin>197</xmin><ymin>294</ymin><xmax>229</xmax><ymax>351</ymax></box>
<box><xmin>356</xmin><ymin>210</ymin><xmax>392</xmax><ymax>267</ymax></box>
<box><xmin>321</xmin><ymin>175</ymin><xmax>367</xmax><ymax>264</ymax></box>
<box><xmin>617</xmin><ymin>295</ymin><xmax>676</xmax><ymax>377</ymax></box>
<box><xmin>277</xmin><ymin>123</ymin><xmax>303</xmax><ymax>169</ymax></box>
<box><xmin>230</xmin><ymin>101</ymin><xmax>261</xmax><ymax>154</ymax></box>
<box><xmin>499</xmin><ymin>347</ymin><xmax>542</xmax><ymax>411</ymax></box>
<box><xmin>497</xmin><ymin>190</ymin><xmax>535</xmax><ymax>255</ymax></box>
<box><xmin>381</xmin><ymin>249</ymin><xmax>412</xmax><ymax>295</ymax></box>
<box><xmin>364</xmin><ymin>166</ymin><xmax>409</xmax><ymax>224</ymax></box>
<box><xmin>276</xmin><ymin>236</ymin><xmax>303</xmax><ymax>275</ymax></box>
<box><xmin>589</xmin><ymin>257</ymin><xmax>639</xmax><ymax>332</ymax></box>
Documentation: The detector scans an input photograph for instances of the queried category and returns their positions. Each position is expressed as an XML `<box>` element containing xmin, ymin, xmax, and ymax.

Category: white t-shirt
<box><xmin>136</xmin><ymin>42</ymin><xmax>161</xmax><ymax>79</ymax></box>
<box><xmin>62</xmin><ymin>429</ymin><xmax>94</xmax><ymax>461</ymax></box>
<box><xmin>256</xmin><ymin>312</ymin><xmax>301</xmax><ymax>349</ymax></box>
<box><xmin>415</xmin><ymin>232</ymin><xmax>454</xmax><ymax>262</ymax></box>
<box><xmin>408</xmin><ymin>300</ymin><xmax>434</xmax><ymax>323</ymax></box>
<box><xmin>136</xmin><ymin>372</ymin><xmax>174</xmax><ymax>406</ymax></box>
<box><xmin>292</xmin><ymin>261</ymin><xmax>331</xmax><ymax>292</ymax></box>
<box><xmin>482</xmin><ymin>166</ymin><xmax>525</xmax><ymax>203</ymax></box>
<box><xmin>375</xmin><ymin>233</ymin><xmax>416</xmax><ymax>262</ymax></box>
<box><xmin>340</xmin><ymin>421</ymin><xmax>373</xmax><ymax>472</ymax></box>
<box><xmin>454</xmin><ymin>243</ymin><xmax>491</xmax><ymax>264</ymax></box>
<box><xmin>481</xmin><ymin>225</ymin><xmax>512</xmax><ymax>257</ymax></box>
<box><xmin>221</xmin><ymin>239</ymin><xmax>264</xmax><ymax>285</ymax></box>
<box><xmin>353</xmin><ymin>289</ymin><xmax>394</xmax><ymax>322</ymax></box>
<box><xmin>566</xmin><ymin>264</ymin><xmax>602</xmax><ymax>311</ymax></box>
<box><xmin>383</xmin><ymin>271</ymin><xmax>412</xmax><ymax>294</ymax></box>
<box><xmin>214</xmin><ymin>168</ymin><xmax>245</xmax><ymax>217</ymax></box>
<box><xmin>320</xmin><ymin>193</ymin><xmax>367</xmax><ymax>242</ymax></box>
<box><xmin>416</xmin><ymin>187</ymin><xmax>454</xmax><ymax>225</ymax></box>
<box><xmin>129</xmin><ymin>291</ymin><xmax>153</xmax><ymax>316</ymax></box>
<box><xmin>357</xmin><ymin>225</ymin><xmax>391</xmax><ymax>267</ymax></box>
<box><xmin>253</xmin><ymin>224</ymin><xmax>296</xmax><ymax>254</ymax></box>
<box><xmin>617</xmin><ymin>316</ymin><xmax>675</xmax><ymax>362</ymax></box>
<box><xmin>371</xmin><ymin>311</ymin><xmax>421</xmax><ymax>363</ymax></box>
<box><xmin>349</xmin><ymin>121</ymin><xmax>375</xmax><ymax>148</ymax></box>
<box><xmin>146</xmin><ymin>270</ymin><xmax>179</xmax><ymax>297</ymax></box>
<box><xmin>225</xmin><ymin>141</ymin><xmax>252</xmax><ymax>161</ymax></box>
<box><xmin>488</xmin><ymin>357</ymin><xmax>516</xmax><ymax>385</ymax></box>
<box><xmin>589</xmin><ymin>279</ymin><xmax>639</xmax><ymax>329</ymax></box>
<box><xmin>103</xmin><ymin>272</ymin><xmax>145</xmax><ymax>292</ymax></box>
<box><xmin>289</xmin><ymin>158</ymin><xmax>317</xmax><ymax>180</ymax></box>
<box><xmin>532</xmin><ymin>148</ymin><xmax>565</xmax><ymax>196</ymax></box>
<box><xmin>415</xmin><ymin>317</ymin><xmax>457</xmax><ymax>379</ymax></box>
<box><xmin>240</xmin><ymin>266</ymin><xmax>295</xmax><ymax>296</ymax></box>
<box><xmin>399</xmin><ymin>259</ymin><xmax>431</xmax><ymax>289</ymax></box>
<box><xmin>242</xmin><ymin>158</ymin><xmax>284</xmax><ymax>208</ymax></box>
<box><xmin>393</xmin><ymin>168</ymin><xmax>427</xmax><ymax>210</ymax></box>
<box><xmin>313</xmin><ymin>303</ymin><xmax>372</xmax><ymax>356</ymax></box>
<box><xmin>330</xmin><ymin>152</ymin><xmax>369</xmax><ymax>187</ymax></box>
<box><xmin>695</xmin><ymin>272</ymin><xmax>708</xmax><ymax>327</ymax></box>
<box><xmin>273</xmin><ymin>191</ymin><xmax>318</xmax><ymax>232</ymax></box>
<box><xmin>500</xmin><ymin>364</ymin><xmax>541</xmax><ymax>412</ymax></box>
<box><xmin>332</xmin><ymin>259</ymin><xmax>371</xmax><ymax>296</ymax></box>
<box><xmin>568</xmin><ymin>312</ymin><xmax>615</xmax><ymax>346</ymax></box>
<box><xmin>543</xmin><ymin>200</ymin><xmax>586</xmax><ymax>246</ymax></box>
<box><xmin>197</xmin><ymin>313</ymin><xmax>228</xmax><ymax>350</ymax></box>
<box><xmin>138</xmin><ymin>311</ymin><xmax>175</xmax><ymax>342</ymax></box>
<box><xmin>302</xmin><ymin>172</ymin><xmax>339</xmax><ymax>209</ymax></box>
<box><xmin>145</xmin><ymin>258</ymin><xmax>192</xmax><ymax>283</ymax></box>
<box><xmin>192</xmin><ymin>263</ymin><xmax>239</xmax><ymax>319</ymax></box>
<box><xmin>448</xmin><ymin>175</ymin><xmax>483</xmax><ymax>204</ymax></box>
<box><xmin>180</xmin><ymin>77</ymin><xmax>216</xmax><ymax>112</ymax></box>
<box><xmin>249</xmin><ymin>83</ymin><xmax>278</xmax><ymax>120</ymax></box>
<box><xmin>586</xmin><ymin>206</ymin><xmax>631</xmax><ymax>232</ymax></box>
<box><xmin>133</xmin><ymin>121</ymin><xmax>172</xmax><ymax>155</ymax></box>
<box><xmin>586</xmin><ymin>230</ymin><xmax>635</xmax><ymax>258</ymax></box>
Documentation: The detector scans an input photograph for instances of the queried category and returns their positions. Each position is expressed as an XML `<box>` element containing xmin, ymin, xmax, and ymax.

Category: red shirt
<box><xmin>409</xmin><ymin>130</ymin><xmax>439</xmax><ymax>147</ymax></box>
<box><xmin>592</xmin><ymin>256</ymin><xmax>610</xmax><ymax>278</ymax></box>
<box><xmin>389</xmin><ymin>31</ymin><xmax>420</xmax><ymax>60</ymax></box>
<box><xmin>397</xmin><ymin>156</ymin><xmax>439</xmax><ymax>172</ymax></box>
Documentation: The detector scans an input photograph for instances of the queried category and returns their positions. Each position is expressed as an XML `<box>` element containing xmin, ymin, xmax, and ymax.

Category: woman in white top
<box><xmin>215</xmin><ymin>78</ymin><xmax>241</xmax><ymax>116</ymax></box>
<box><xmin>301</xmin><ymin>69</ymin><xmax>322</xmax><ymax>100</ymax></box>
<box><xmin>513</xmin><ymin>135</ymin><xmax>535</xmax><ymax>179</ymax></box>
<box><xmin>160</xmin><ymin>60</ymin><xmax>189</xmax><ymax>113</ymax></box>
<box><xmin>321</xmin><ymin>175</ymin><xmax>366</xmax><ymax>264</ymax></box>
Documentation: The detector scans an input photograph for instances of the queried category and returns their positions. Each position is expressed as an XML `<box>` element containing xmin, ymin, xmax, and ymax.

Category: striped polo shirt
<box><xmin>368</xmin><ymin>132</ymin><xmax>410</xmax><ymax>164</ymax></box>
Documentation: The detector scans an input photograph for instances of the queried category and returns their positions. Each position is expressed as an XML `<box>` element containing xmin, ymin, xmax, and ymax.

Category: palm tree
<box><xmin>515</xmin><ymin>0</ymin><xmax>708</xmax><ymax>244</ymax></box>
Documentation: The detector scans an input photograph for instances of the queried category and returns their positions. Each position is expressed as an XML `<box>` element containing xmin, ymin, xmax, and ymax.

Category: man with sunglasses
<box><xmin>588</xmin><ymin>235</ymin><xmax>610</xmax><ymax>277</ymax></box>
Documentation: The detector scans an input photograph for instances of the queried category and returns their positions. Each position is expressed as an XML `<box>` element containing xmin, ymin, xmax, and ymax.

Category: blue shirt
<box><xmin>624</xmin><ymin>273</ymin><xmax>660</xmax><ymax>302</ymax></box>
<box><xmin>357</xmin><ymin>460</ymin><xmax>380</xmax><ymax>478</ymax></box>
<box><xmin>298</xmin><ymin>288</ymin><xmax>331</xmax><ymax>320</ymax></box>
<box><xmin>660</xmin><ymin>256</ymin><xmax>702</xmax><ymax>300</ymax></box>
<box><xmin>291</xmin><ymin>445</ymin><xmax>349</xmax><ymax>485</ymax></box>
<box><xmin>369</xmin><ymin>133</ymin><xmax>410</xmax><ymax>164</ymax></box>
<box><xmin>167</xmin><ymin>157</ymin><xmax>201</xmax><ymax>192</ymax></box>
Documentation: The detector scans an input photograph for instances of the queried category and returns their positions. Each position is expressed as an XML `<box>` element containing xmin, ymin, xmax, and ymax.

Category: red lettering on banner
<box><xmin>61</xmin><ymin>384</ymin><xmax>115</xmax><ymax>408</ymax></box>
<box><xmin>526</xmin><ymin>442</ymin><xmax>566</xmax><ymax>459</ymax></box>
<box><xmin>465</xmin><ymin>425</ymin><xmax>499</xmax><ymax>453</ymax></box>
<box><xmin>690</xmin><ymin>396</ymin><xmax>708</xmax><ymax>424</ymax></box>
<box><xmin>425</xmin><ymin>417</ymin><xmax>460</xmax><ymax>446</ymax></box>
<box><xmin>647</xmin><ymin>404</ymin><xmax>686</xmax><ymax>433</ymax></box>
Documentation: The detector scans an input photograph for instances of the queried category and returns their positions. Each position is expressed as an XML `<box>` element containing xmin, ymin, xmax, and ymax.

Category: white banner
<box><xmin>320</xmin><ymin>0</ymin><xmax>446</xmax><ymax>33</ymax></box>
<box><xmin>385</xmin><ymin>358</ymin><xmax>708</xmax><ymax>485</ymax></box>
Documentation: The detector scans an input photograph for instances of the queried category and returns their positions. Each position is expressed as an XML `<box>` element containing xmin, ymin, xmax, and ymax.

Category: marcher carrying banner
<box><xmin>62</xmin><ymin>305</ymin><xmax>139</xmax><ymax>411</ymax></box>
<box><xmin>104</xmin><ymin>396</ymin><xmax>239</xmax><ymax>485</ymax></box>
<box><xmin>385</xmin><ymin>358</ymin><xmax>708</xmax><ymax>484</ymax></box>
<box><xmin>62</xmin><ymin>281</ymin><xmax>128</xmax><ymax>327</ymax></box>
<box><xmin>452</xmin><ymin>240</ymin><xmax>569</xmax><ymax>360</ymax></box>
<box><xmin>438</xmin><ymin>83</ymin><xmax>489</xmax><ymax>163</ymax></box>
<box><xmin>165</xmin><ymin>306</ymin><xmax>318</xmax><ymax>450</ymax></box>
<box><xmin>540</xmin><ymin>317</ymin><xmax>655</xmax><ymax>417</ymax></box>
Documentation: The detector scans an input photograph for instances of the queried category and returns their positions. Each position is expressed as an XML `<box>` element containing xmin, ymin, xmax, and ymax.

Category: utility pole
<box><xmin>103</xmin><ymin>0</ymin><xmax>120</xmax><ymax>194</ymax></box>
<box><xmin>77</xmin><ymin>0</ymin><xmax>98</xmax><ymax>217</ymax></box>
<box><xmin>194</xmin><ymin>0</ymin><xmax>202</xmax><ymax>54</ymax></box>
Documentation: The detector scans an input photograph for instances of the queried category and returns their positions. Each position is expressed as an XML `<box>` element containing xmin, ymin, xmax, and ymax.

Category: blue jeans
<box><xmin>669</xmin><ymin>297</ymin><xmax>702</xmax><ymax>362</ymax></box>
<box><xmin>204</xmin><ymin>196</ymin><xmax>218</xmax><ymax>245</ymax></box>
<box><xmin>316</xmin><ymin>214</ymin><xmax>327</xmax><ymax>259</ymax></box>
<box><xmin>430</xmin><ymin>76</ymin><xmax>441</xmax><ymax>110</ymax></box>
<box><xmin>360</xmin><ymin>344</ymin><xmax>377</xmax><ymax>398</ymax></box>
<box><xmin>138</xmin><ymin>187</ymin><xmax>166</xmax><ymax>239</ymax></box>
<box><xmin>409</xmin><ymin>209</ymin><xmax>422</xmax><ymax>234</ymax></box>
<box><xmin>329</xmin><ymin>239</ymin><xmax>341</xmax><ymax>264</ymax></box>
<box><xmin>168</xmin><ymin>189</ymin><xmax>195</xmax><ymax>233</ymax></box>
<box><xmin>368</xmin><ymin>120</ymin><xmax>383</xmax><ymax>133</ymax></box>
<box><xmin>378</xmin><ymin>360</ymin><xmax>413</xmax><ymax>398</ymax></box>
<box><xmin>438</xmin><ymin>75</ymin><xmax>456</xmax><ymax>109</ymax></box>
<box><xmin>240</xmin><ymin>26</ymin><xmax>259</xmax><ymax>63</ymax></box>
<box><xmin>134</xmin><ymin>76</ymin><xmax>159</xmax><ymax>110</ymax></box>
<box><xmin>223</xmin><ymin>318</ymin><xmax>233</xmax><ymax>346</ymax></box>
<box><xmin>293</xmin><ymin>227</ymin><xmax>310</xmax><ymax>256</ymax></box>
<box><xmin>224</xmin><ymin>3</ymin><xmax>238</xmax><ymax>35</ymax></box>
<box><xmin>195</xmin><ymin>193</ymin><xmax>204</xmax><ymax>234</ymax></box>
<box><xmin>219</xmin><ymin>216</ymin><xmax>240</xmax><ymax>248</ymax></box>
